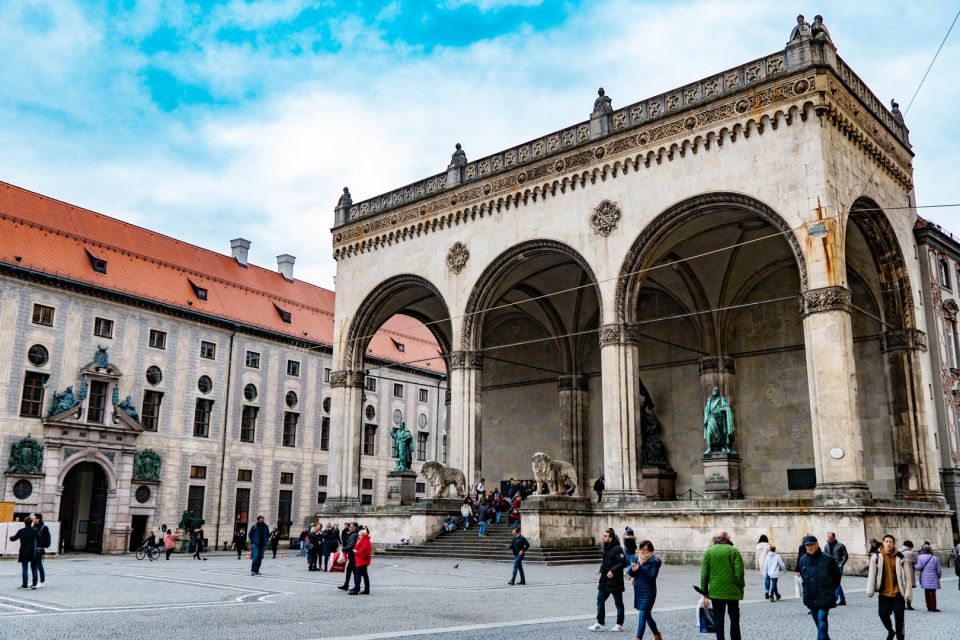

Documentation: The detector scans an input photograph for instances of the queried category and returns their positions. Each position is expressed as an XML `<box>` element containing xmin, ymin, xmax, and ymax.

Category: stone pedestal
<box><xmin>386</xmin><ymin>471</ymin><xmax>417</xmax><ymax>506</ymax></box>
<box><xmin>702</xmin><ymin>454</ymin><xmax>742</xmax><ymax>499</ymax></box>
<box><xmin>520</xmin><ymin>495</ymin><xmax>594</xmax><ymax>548</ymax></box>
<box><xmin>641</xmin><ymin>466</ymin><xmax>677</xmax><ymax>501</ymax></box>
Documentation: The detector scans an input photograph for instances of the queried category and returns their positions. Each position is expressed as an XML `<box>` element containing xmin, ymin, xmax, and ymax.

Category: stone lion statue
<box><xmin>420</xmin><ymin>461</ymin><xmax>467</xmax><ymax>498</ymax></box>
<box><xmin>531</xmin><ymin>452</ymin><xmax>578</xmax><ymax>495</ymax></box>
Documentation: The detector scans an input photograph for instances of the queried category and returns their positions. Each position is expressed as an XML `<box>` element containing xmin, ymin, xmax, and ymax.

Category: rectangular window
<box><xmin>149</xmin><ymin>329</ymin><xmax>167</xmax><ymax>349</ymax></box>
<box><xmin>32</xmin><ymin>303</ymin><xmax>54</xmax><ymax>326</ymax></box>
<box><xmin>364</xmin><ymin>377</ymin><xmax>377</xmax><ymax>392</ymax></box>
<box><xmin>200</xmin><ymin>341</ymin><xmax>216</xmax><ymax>359</ymax></box>
<box><xmin>245</xmin><ymin>351</ymin><xmax>260</xmax><ymax>368</ymax></box>
<box><xmin>361</xmin><ymin>494</ymin><xmax>372</xmax><ymax>506</ymax></box>
<box><xmin>187</xmin><ymin>485</ymin><xmax>205</xmax><ymax>519</ymax></box>
<box><xmin>393</xmin><ymin>383</ymin><xmax>404</xmax><ymax>398</ymax></box>
<box><xmin>237</xmin><ymin>469</ymin><xmax>253</xmax><ymax>482</ymax></box>
<box><xmin>193</xmin><ymin>399</ymin><xmax>213</xmax><ymax>437</ymax></box>
<box><xmin>87</xmin><ymin>380</ymin><xmax>108</xmax><ymax>423</ymax></box>
<box><xmin>947</xmin><ymin>321</ymin><xmax>958</xmax><ymax>369</ymax></box>
<box><xmin>278</xmin><ymin>489</ymin><xmax>293</xmax><ymax>537</ymax></box>
<box><xmin>323</xmin><ymin>368</ymin><xmax>331</xmax><ymax>383</ymax></box>
<box><xmin>282</xmin><ymin>412</ymin><xmax>298</xmax><ymax>447</ymax></box>
<box><xmin>419</xmin><ymin>388</ymin><xmax>429</xmax><ymax>403</ymax></box>
<box><xmin>320</xmin><ymin>417</ymin><xmax>330</xmax><ymax>451</ymax></box>
<box><xmin>234</xmin><ymin>488</ymin><xmax>250</xmax><ymax>529</ymax></box>
<box><xmin>141</xmin><ymin>390</ymin><xmax>163</xmax><ymax>431</ymax></box>
<box><xmin>416</xmin><ymin>482</ymin><xmax>426</xmax><ymax>494</ymax></box>
<box><xmin>363</xmin><ymin>424</ymin><xmax>376</xmax><ymax>456</ymax></box>
<box><xmin>19</xmin><ymin>371</ymin><xmax>48</xmax><ymax>417</ymax></box>
<box><xmin>240</xmin><ymin>406</ymin><xmax>258</xmax><ymax>442</ymax></box>
<box><xmin>94</xmin><ymin>317</ymin><xmax>114</xmax><ymax>338</ymax></box>
<box><xmin>286</xmin><ymin>360</ymin><xmax>300</xmax><ymax>377</ymax></box>
<box><xmin>361</xmin><ymin>478</ymin><xmax>373</xmax><ymax>490</ymax></box>
<box><xmin>940</xmin><ymin>259</ymin><xmax>952</xmax><ymax>290</ymax></box>
<box><xmin>318</xmin><ymin>474</ymin><xmax>328</xmax><ymax>486</ymax></box>
<box><xmin>280</xmin><ymin>472</ymin><xmax>294</xmax><ymax>485</ymax></box>
<box><xmin>317</xmin><ymin>491</ymin><xmax>327</xmax><ymax>504</ymax></box>
<box><xmin>190</xmin><ymin>465</ymin><xmax>207</xmax><ymax>479</ymax></box>
<box><xmin>417</xmin><ymin>431</ymin><xmax>428</xmax><ymax>461</ymax></box>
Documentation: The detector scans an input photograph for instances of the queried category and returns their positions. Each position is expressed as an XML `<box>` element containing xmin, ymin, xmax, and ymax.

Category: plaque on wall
<box><xmin>787</xmin><ymin>468</ymin><xmax>817</xmax><ymax>490</ymax></box>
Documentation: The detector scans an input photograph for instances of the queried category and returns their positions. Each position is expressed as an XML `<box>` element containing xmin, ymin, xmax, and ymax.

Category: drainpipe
<box><xmin>213</xmin><ymin>326</ymin><xmax>238</xmax><ymax>549</ymax></box>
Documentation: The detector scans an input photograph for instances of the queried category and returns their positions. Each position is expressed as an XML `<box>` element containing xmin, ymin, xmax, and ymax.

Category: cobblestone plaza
<box><xmin>0</xmin><ymin>554</ymin><xmax>956</xmax><ymax>639</ymax></box>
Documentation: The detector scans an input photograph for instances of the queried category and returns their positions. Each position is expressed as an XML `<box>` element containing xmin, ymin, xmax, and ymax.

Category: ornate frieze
<box><xmin>698</xmin><ymin>356</ymin><xmax>736</xmax><ymax>375</ymax></box>
<box><xmin>591</xmin><ymin>200</ymin><xmax>622</xmax><ymax>237</ymax></box>
<box><xmin>799</xmin><ymin>286</ymin><xmax>852</xmax><ymax>317</ymax></box>
<box><xmin>881</xmin><ymin>329</ymin><xmax>928</xmax><ymax>353</ymax></box>
<box><xmin>448</xmin><ymin>351</ymin><xmax>484</xmax><ymax>370</ymax></box>
<box><xmin>330</xmin><ymin>370</ymin><xmax>366</xmax><ymax>388</ymax></box>
<box><xmin>557</xmin><ymin>375</ymin><xmax>588</xmax><ymax>391</ymax></box>
<box><xmin>446</xmin><ymin>241</ymin><xmax>470</xmax><ymax>274</ymax></box>
<box><xmin>599</xmin><ymin>323</ymin><xmax>642</xmax><ymax>347</ymax></box>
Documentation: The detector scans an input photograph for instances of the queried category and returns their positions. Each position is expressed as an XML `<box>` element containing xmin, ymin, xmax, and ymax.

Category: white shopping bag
<box><xmin>794</xmin><ymin>575</ymin><xmax>803</xmax><ymax>598</ymax></box>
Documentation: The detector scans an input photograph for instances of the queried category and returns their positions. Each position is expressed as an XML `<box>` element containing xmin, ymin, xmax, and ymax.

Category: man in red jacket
<box><xmin>349</xmin><ymin>528</ymin><xmax>372</xmax><ymax>595</ymax></box>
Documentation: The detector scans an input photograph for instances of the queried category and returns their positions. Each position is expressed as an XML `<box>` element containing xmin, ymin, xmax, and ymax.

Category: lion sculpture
<box><xmin>420</xmin><ymin>461</ymin><xmax>467</xmax><ymax>498</ymax></box>
<box><xmin>531</xmin><ymin>452</ymin><xmax>578</xmax><ymax>495</ymax></box>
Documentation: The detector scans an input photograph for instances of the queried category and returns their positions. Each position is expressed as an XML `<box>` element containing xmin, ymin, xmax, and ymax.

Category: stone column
<box><xmin>323</xmin><ymin>369</ymin><xmax>365</xmax><ymax>508</ymax></box>
<box><xmin>557</xmin><ymin>374</ymin><xmax>588</xmax><ymax>493</ymax></box>
<box><xmin>448</xmin><ymin>351</ymin><xmax>483</xmax><ymax>490</ymax></box>
<box><xmin>599</xmin><ymin>324</ymin><xmax>642</xmax><ymax>502</ymax></box>
<box><xmin>800</xmin><ymin>287</ymin><xmax>872</xmax><ymax>502</ymax></box>
<box><xmin>881</xmin><ymin>329</ymin><xmax>945</xmax><ymax>501</ymax></box>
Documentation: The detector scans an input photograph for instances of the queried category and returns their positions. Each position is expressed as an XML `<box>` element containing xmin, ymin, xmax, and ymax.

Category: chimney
<box><xmin>230</xmin><ymin>238</ymin><xmax>251</xmax><ymax>266</ymax></box>
<box><xmin>277</xmin><ymin>254</ymin><xmax>296</xmax><ymax>281</ymax></box>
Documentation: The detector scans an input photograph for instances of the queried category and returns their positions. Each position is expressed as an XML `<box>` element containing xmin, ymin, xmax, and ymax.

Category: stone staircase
<box><xmin>378</xmin><ymin>519</ymin><xmax>601</xmax><ymax>565</ymax></box>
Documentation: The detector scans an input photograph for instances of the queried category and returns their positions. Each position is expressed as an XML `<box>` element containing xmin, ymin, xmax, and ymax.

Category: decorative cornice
<box><xmin>557</xmin><ymin>375</ymin><xmax>589</xmax><ymax>391</ymax></box>
<box><xmin>599</xmin><ymin>323</ymin><xmax>641</xmax><ymax>347</ymax></box>
<box><xmin>881</xmin><ymin>329</ymin><xmax>928</xmax><ymax>353</ymax></box>
<box><xmin>800</xmin><ymin>286</ymin><xmax>852</xmax><ymax>317</ymax></box>
<box><xmin>330</xmin><ymin>370</ymin><xmax>365</xmax><ymax>388</ymax></box>
<box><xmin>698</xmin><ymin>356</ymin><xmax>736</xmax><ymax>375</ymax></box>
<box><xmin>448</xmin><ymin>351</ymin><xmax>484</xmax><ymax>370</ymax></box>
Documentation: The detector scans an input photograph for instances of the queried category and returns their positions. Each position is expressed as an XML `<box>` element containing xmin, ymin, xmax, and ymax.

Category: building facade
<box><xmin>915</xmin><ymin>218</ymin><xmax>960</xmax><ymax>532</ymax></box>
<box><xmin>0</xmin><ymin>182</ymin><xmax>446</xmax><ymax>553</ymax></box>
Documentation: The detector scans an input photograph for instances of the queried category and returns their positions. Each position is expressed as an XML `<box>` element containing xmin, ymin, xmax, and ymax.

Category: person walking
<box><xmin>269</xmin><ymin>522</ymin><xmax>282</xmax><ymax>559</ymax></box>
<box><xmin>626</xmin><ymin>539</ymin><xmax>662</xmax><ymax>640</ymax></box>
<box><xmin>508</xmin><ymin>527</ymin><xmax>529</xmax><ymax>585</ymax></box>
<box><xmin>755</xmin><ymin>534</ymin><xmax>771</xmax><ymax>597</ymax></box>
<box><xmin>623</xmin><ymin>527</ymin><xmax>638</xmax><ymax>564</ymax></box>
<box><xmin>899</xmin><ymin>540</ymin><xmax>917</xmax><ymax>609</ymax></box>
<box><xmin>589</xmin><ymin>528</ymin><xmax>628</xmax><ymax>632</ymax></box>
<box><xmin>823</xmin><ymin>532</ymin><xmax>849</xmax><ymax>606</ymax></box>
<box><xmin>192</xmin><ymin>524</ymin><xmax>207</xmax><ymax>560</ymax></box>
<box><xmin>33</xmin><ymin>513</ymin><xmax>51</xmax><ymax>586</ymax></box>
<box><xmin>763</xmin><ymin>544</ymin><xmax>786</xmax><ymax>601</ymax></box>
<box><xmin>248</xmin><ymin>515</ymin><xmax>271</xmax><ymax>575</ymax></box>
<box><xmin>338</xmin><ymin>522</ymin><xmax>359</xmax><ymax>591</ymax></box>
<box><xmin>233</xmin><ymin>525</ymin><xmax>247</xmax><ymax>560</ymax></box>
<box><xmin>867</xmin><ymin>534</ymin><xmax>913</xmax><ymax>640</ymax></box>
<box><xmin>594</xmin><ymin>476</ymin><xmax>605</xmax><ymax>503</ymax></box>
<box><xmin>349</xmin><ymin>528</ymin><xmax>372</xmax><ymax>595</ymax></box>
<box><xmin>478</xmin><ymin>502</ymin><xmax>490</xmax><ymax>537</ymax></box>
<box><xmin>9</xmin><ymin>516</ymin><xmax>40</xmax><ymax>590</ymax></box>
<box><xmin>475</xmin><ymin>478</ymin><xmax>485</xmax><ymax>499</ymax></box>
<box><xmin>163</xmin><ymin>529</ymin><xmax>181</xmax><ymax>560</ymax></box>
<box><xmin>700</xmin><ymin>530</ymin><xmax>745</xmax><ymax>640</ymax></box>
<box><xmin>460</xmin><ymin>498</ymin><xmax>474</xmax><ymax>529</ymax></box>
<box><xmin>798</xmin><ymin>535</ymin><xmax>841</xmax><ymax>640</ymax></box>
<box><xmin>915</xmin><ymin>543</ymin><xmax>942</xmax><ymax>612</ymax></box>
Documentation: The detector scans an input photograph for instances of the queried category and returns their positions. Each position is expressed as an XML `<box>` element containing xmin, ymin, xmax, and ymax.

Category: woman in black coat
<box><xmin>10</xmin><ymin>516</ymin><xmax>40</xmax><ymax>589</ymax></box>
<box><xmin>321</xmin><ymin>525</ymin><xmax>339</xmax><ymax>571</ymax></box>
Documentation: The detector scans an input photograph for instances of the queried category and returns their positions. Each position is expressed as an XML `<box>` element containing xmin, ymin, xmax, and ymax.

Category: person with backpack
<box><xmin>589</xmin><ymin>528</ymin><xmax>629</xmax><ymax>632</ymax></box>
<box><xmin>33</xmin><ymin>513</ymin><xmax>51</xmax><ymax>586</ymax></box>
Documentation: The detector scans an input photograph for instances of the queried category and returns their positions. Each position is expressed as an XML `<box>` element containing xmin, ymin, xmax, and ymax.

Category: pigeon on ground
<box><xmin>453</xmin><ymin>564</ymin><xmax>459</xmax><ymax>569</ymax></box>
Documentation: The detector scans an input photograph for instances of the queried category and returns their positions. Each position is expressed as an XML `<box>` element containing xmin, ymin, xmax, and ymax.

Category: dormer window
<box><xmin>188</xmin><ymin>279</ymin><xmax>208</xmax><ymax>301</ymax></box>
<box><xmin>274</xmin><ymin>303</ymin><xmax>292</xmax><ymax>324</ymax></box>
<box><xmin>392</xmin><ymin>339</ymin><xmax>405</xmax><ymax>353</ymax></box>
<box><xmin>86</xmin><ymin>250</ymin><xmax>107</xmax><ymax>274</ymax></box>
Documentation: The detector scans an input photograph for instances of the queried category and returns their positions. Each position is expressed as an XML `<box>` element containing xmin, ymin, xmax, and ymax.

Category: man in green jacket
<box><xmin>701</xmin><ymin>530</ymin><xmax>745</xmax><ymax>640</ymax></box>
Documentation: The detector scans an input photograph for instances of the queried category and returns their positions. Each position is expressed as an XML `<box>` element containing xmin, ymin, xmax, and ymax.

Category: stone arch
<box><xmin>615</xmin><ymin>192</ymin><xmax>808</xmax><ymax>324</ymax></box>
<box><xmin>343</xmin><ymin>274</ymin><xmax>452</xmax><ymax>371</ymax></box>
<box><xmin>460</xmin><ymin>239</ymin><xmax>604</xmax><ymax>353</ymax></box>
<box><xmin>58</xmin><ymin>452</ymin><xmax>116</xmax><ymax>490</ymax></box>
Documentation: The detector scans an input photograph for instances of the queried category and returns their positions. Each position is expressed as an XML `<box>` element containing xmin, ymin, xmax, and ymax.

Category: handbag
<box><xmin>697</xmin><ymin>597</ymin><xmax>715</xmax><ymax>634</ymax></box>
<box><xmin>794</xmin><ymin>575</ymin><xmax>803</xmax><ymax>598</ymax></box>
<box><xmin>329</xmin><ymin>550</ymin><xmax>347</xmax><ymax>573</ymax></box>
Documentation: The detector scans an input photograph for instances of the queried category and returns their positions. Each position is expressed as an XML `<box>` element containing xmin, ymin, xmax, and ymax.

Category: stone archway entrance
<box><xmin>58</xmin><ymin>462</ymin><xmax>108</xmax><ymax>553</ymax></box>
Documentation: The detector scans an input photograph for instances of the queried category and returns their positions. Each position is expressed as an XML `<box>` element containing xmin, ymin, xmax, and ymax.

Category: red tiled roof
<box><xmin>0</xmin><ymin>180</ymin><xmax>445</xmax><ymax>375</ymax></box>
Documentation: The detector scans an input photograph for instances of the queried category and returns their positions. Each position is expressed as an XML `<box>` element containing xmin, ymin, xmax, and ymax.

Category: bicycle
<box><xmin>135</xmin><ymin>543</ymin><xmax>158</xmax><ymax>561</ymax></box>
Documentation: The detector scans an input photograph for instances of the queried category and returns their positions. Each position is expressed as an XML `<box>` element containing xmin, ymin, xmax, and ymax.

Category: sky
<box><xmin>1</xmin><ymin>0</ymin><xmax>958</xmax><ymax>288</ymax></box>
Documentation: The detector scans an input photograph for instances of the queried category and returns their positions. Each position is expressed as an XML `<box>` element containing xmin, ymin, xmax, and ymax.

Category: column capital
<box><xmin>881</xmin><ymin>329</ymin><xmax>928</xmax><ymax>353</ymax></box>
<box><xmin>698</xmin><ymin>356</ymin><xmax>736</xmax><ymax>375</ymax></box>
<box><xmin>449</xmin><ymin>350</ymin><xmax>484</xmax><ymax>370</ymax></box>
<box><xmin>329</xmin><ymin>369</ymin><xmax>365</xmax><ymax>388</ymax></box>
<box><xmin>557</xmin><ymin>374</ymin><xmax>588</xmax><ymax>391</ymax></box>
<box><xmin>599</xmin><ymin>323</ymin><xmax>641</xmax><ymax>346</ymax></box>
<box><xmin>799</xmin><ymin>286</ymin><xmax>852</xmax><ymax>318</ymax></box>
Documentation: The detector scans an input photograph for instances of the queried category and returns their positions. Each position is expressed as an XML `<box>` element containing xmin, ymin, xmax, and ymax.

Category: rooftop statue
<box><xmin>448</xmin><ymin>143</ymin><xmax>467</xmax><ymax>170</ymax></box>
<box><xmin>48</xmin><ymin>386</ymin><xmax>80</xmax><ymax>416</ymax></box>
<box><xmin>703</xmin><ymin>386</ymin><xmax>736</xmax><ymax>455</ymax></box>
<box><xmin>117</xmin><ymin>395</ymin><xmax>141</xmax><ymax>423</ymax></box>
<box><xmin>890</xmin><ymin>99</ymin><xmax>906</xmax><ymax>128</ymax></box>
<box><xmin>788</xmin><ymin>14</ymin><xmax>811</xmax><ymax>43</ymax></box>
<box><xmin>811</xmin><ymin>14</ymin><xmax>832</xmax><ymax>44</ymax></box>
<box><xmin>337</xmin><ymin>186</ymin><xmax>352</xmax><ymax>209</ymax></box>
<box><xmin>592</xmin><ymin>87</ymin><xmax>613</xmax><ymax>117</ymax></box>
<box><xmin>8</xmin><ymin>435</ymin><xmax>43</xmax><ymax>475</ymax></box>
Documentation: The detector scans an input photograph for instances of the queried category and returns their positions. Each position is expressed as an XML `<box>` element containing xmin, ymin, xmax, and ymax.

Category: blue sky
<box><xmin>1</xmin><ymin>0</ymin><xmax>958</xmax><ymax>287</ymax></box>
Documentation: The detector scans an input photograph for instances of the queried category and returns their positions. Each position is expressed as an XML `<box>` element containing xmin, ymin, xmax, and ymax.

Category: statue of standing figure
<box><xmin>592</xmin><ymin>87</ymin><xmax>613</xmax><ymax>116</ymax></box>
<box><xmin>703</xmin><ymin>386</ymin><xmax>736</xmax><ymax>455</ymax></box>
<box><xmin>788</xmin><ymin>14</ymin><xmax>811</xmax><ymax>43</ymax></box>
<box><xmin>391</xmin><ymin>421</ymin><xmax>414</xmax><ymax>473</ymax></box>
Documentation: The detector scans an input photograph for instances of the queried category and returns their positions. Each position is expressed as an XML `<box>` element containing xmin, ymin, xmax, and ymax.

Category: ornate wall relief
<box><xmin>591</xmin><ymin>200</ymin><xmax>622</xmax><ymax>237</ymax></box>
<box><xmin>446</xmin><ymin>242</ymin><xmax>470</xmax><ymax>274</ymax></box>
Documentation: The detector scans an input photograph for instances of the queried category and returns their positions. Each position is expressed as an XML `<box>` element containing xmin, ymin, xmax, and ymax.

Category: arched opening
<box><xmin>59</xmin><ymin>461</ymin><xmax>109</xmax><ymax>553</ymax></box>
<box><xmin>463</xmin><ymin>241</ymin><xmax>602</xmax><ymax>493</ymax></box>
<box><xmin>618</xmin><ymin>193</ymin><xmax>809</xmax><ymax>497</ymax></box>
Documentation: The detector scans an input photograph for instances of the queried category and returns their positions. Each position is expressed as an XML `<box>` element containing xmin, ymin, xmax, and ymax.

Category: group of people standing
<box><xmin>8</xmin><ymin>513</ymin><xmax>51</xmax><ymax>590</ymax></box>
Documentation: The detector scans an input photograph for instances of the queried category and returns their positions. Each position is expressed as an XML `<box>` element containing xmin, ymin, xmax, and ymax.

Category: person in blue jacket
<box><xmin>626</xmin><ymin>539</ymin><xmax>663</xmax><ymax>640</ymax></box>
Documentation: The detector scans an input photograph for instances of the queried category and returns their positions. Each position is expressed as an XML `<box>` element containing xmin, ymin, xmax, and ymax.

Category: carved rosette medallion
<box><xmin>599</xmin><ymin>323</ymin><xmax>641</xmax><ymax>347</ymax></box>
<box><xmin>591</xmin><ymin>200</ymin><xmax>622</xmax><ymax>237</ymax></box>
<box><xmin>799</xmin><ymin>286</ymin><xmax>852</xmax><ymax>317</ymax></box>
<box><xmin>446</xmin><ymin>242</ymin><xmax>470</xmax><ymax>274</ymax></box>
<box><xmin>330</xmin><ymin>370</ymin><xmax>366</xmax><ymax>388</ymax></box>
<box><xmin>448</xmin><ymin>351</ymin><xmax>484</xmax><ymax>370</ymax></box>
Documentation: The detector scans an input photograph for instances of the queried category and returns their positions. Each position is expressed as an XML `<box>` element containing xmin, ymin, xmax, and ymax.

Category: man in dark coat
<box><xmin>823</xmin><ymin>532</ymin><xmax>849</xmax><ymax>605</ymax></box>
<box><xmin>9</xmin><ymin>515</ymin><xmax>41</xmax><ymax>589</ymax></box>
<box><xmin>233</xmin><ymin>525</ymin><xmax>247</xmax><ymax>559</ymax></box>
<box><xmin>248</xmin><ymin>515</ymin><xmax>271</xmax><ymax>576</ymax></box>
<box><xmin>508</xmin><ymin>527</ymin><xmax>529</xmax><ymax>585</ymax></box>
<box><xmin>33</xmin><ymin>513</ymin><xmax>51</xmax><ymax>585</ymax></box>
<box><xmin>799</xmin><ymin>535</ymin><xmax>841</xmax><ymax>640</ymax></box>
<box><xmin>337</xmin><ymin>522</ymin><xmax>359</xmax><ymax>591</ymax></box>
<box><xmin>589</xmin><ymin>528</ymin><xmax>629</xmax><ymax>632</ymax></box>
